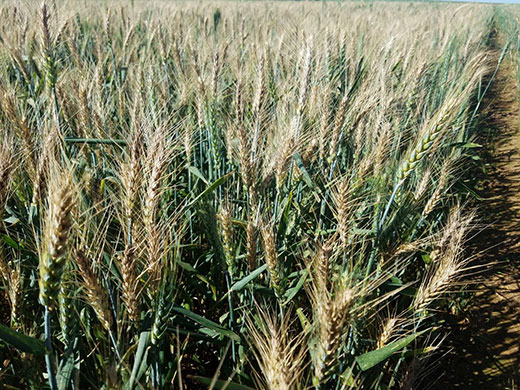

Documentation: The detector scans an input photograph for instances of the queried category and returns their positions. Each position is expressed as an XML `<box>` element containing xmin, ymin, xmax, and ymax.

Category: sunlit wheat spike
<box><xmin>58</xmin><ymin>281</ymin><xmax>74</xmax><ymax>348</ymax></box>
<box><xmin>422</xmin><ymin>159</ymin><xmax>452</xmax><ymax>217</ymax></box>
<box><xmin>210</xmin><ymin>48</ymin><xmax>221</xmax><ymax>98</ymax></box>
<box><xmin>32</xmin><ymin>129</ymin><xmax>56</xmax><ymax>207</ymax></box>
<box><xmin>274</xmin><ymin>137</ymin><xmax>295</xmax><ymax>190</ymax></box>
<box><xmin>151</xmin><ymin>272</ymin><xmax>175</xmax><ymax>345</ymax></box>
<box><xmin>121</xmin><ymin>129</ymin><xmax>144</xmax><ymax>222</ymax></box>
<box><xmin>377</xmin><ymin>317</ymin><xmax>399</xmax><ymax>348</ymax></box>
<box><xmin>0</xmin><ymin>140</ymin><xmax>14</xmax><ymax>212</ymax></box>
<box><xmin>261</xmin><ymin>222</ymin><xmax>282</xmax><ymax>297</ymax></box>
<box><xmin>236</xmin><ymin>125</ymin><xmax>258</xmax><ymax>208</ymax></box>
<box><xmin>9</xmin><ymin>268</ymin><xmax>22</xmax><ymax>326</ymax></box>
<box><xmin>315</xmin><ymin>240</ymin><xmax>333</xmax><ymax>292</ymax></box>
<box><xmin>414</xmin><ymin>169</ymin><xmax>431</xmax><ymax>201</ymax></box>
<box><xmin>247</xmin><ymin>307</ymin><xmax>307</xmax><ymax>390</ymax></box>
<box><xmin>40</xmin><ymin>2</ymin><xmax>51</xmax><ymax>55</ymax></box>
<box><xmin>297</xmin><ymin>40</ymin><xmax>313</xmax><ymax>116</ymax></box>
<box><xmin>143</xmin><ymin>129</ymin><xmax>169</xmax><ymax>233</ymax></box>
<box><xmin>246</xmin><ymin>218</ymin><xmax>258</xmax><ymax>271</ymax></box>
<box><xmin>218</xmin><ymin>205</ymin><xmax>235</xmax><ymax>276</ymax></box>
<box><xmin>328</xmin><ymin>93</ymin><xmax>349</xmax><ymax>164</ymax></box>
<box><xmin>0</xmin><ymin>87</ymin><xmax>34</xmax><ymax>171</ymax></box>
<box><xmin>312</xmin><ymin>284</ymin><xmax>354</xmax><ymax>384</ymax></box>
<box><xmin>394</xmin><ymin>88</ymin><xmax>468</xmax><ymax>187</ymax></box>
<box><xmin>332</xmin><ymin>177</ymin><xmax>352</xmax><ymax>246</ymax></box>
<box><xmin>235</xmin><ymin>77</ymin><xmax>245</xmax><ymax>123</ymax></box>
<box><xmin>414</xmin><ymin>207</ymin><xmax>473</xmax><ymax>312</ymax></box>
<box><xmin>318</xmin><ymin>90</ymin><xmax>332</xmax><ymax>161</ymax></box>
<box><xmin>39</xmin><ymin>174</ymin><xmax>74</xmax><ymax>309</ymax></box>
<box><xmin>40</xmin><ymin>2</ymin><xmax>57</xmax><ymax>89</ymax></box>
<box><xmin>395</xmin><ymin>122</ymin><xmax>445</xmax><ymax>185</ymax></box>
<box><xmin>252</xmin><ymin>50</ymin><xmax>267</xmax><ymax>122</ymax></box>
<box><xmin>75</xmin><ymin>250</ymin><xmax>113</xmax><ymax>332</ymax></box>
<box><xmin>121</xmin><ymin>244</ymin><xmax>140</xmax><ymax>322</ymax></box>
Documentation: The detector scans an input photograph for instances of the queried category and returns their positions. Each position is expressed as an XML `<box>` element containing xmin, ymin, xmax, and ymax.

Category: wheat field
<box><xmin>0</xmin><ymin>1</ymin><xmax>506</xmax><ymax>389</ymax></box>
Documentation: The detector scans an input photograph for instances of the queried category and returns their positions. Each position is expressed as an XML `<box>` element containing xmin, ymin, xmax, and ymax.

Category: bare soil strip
<box><xmin>434</xmin><ymin>44</ymin><xmax>520</xmax><ymax>389</ymax></box>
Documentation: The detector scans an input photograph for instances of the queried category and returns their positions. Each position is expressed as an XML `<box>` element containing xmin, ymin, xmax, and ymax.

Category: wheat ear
<box><xmin>75</xmin><ymin>250</ymin><xmax>113</xmax><ymax>332</ymax></box>
<box><xmin>39</xmin><ymin>176</ymin><xmax>74</xmax><ymax>309</ymax></box>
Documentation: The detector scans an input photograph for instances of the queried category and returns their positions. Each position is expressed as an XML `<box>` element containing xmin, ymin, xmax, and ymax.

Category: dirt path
<box><xmin>432</xmin><ymin>43</ymin><xmax>520</xmax><ymax>389</ymax></box>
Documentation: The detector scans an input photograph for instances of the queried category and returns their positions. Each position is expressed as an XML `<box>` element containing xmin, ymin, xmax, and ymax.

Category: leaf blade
<box><xmin>230</xmin><ymin>264</ymin><xmax>267</xmax><ymax>292</ymax></box>
<box><xmin>0</xmin><ymin>323</ymin><xmax>45</xmax><ymax>355</ymax></box>
<box><xmin>172</xmin><ymin>307</ymin><xmax>240</xmax><ymax>341</ymax></box>
<box><xmin>355</xmin><ymin>329</ymin><xmax>428</xmax><ymax>371</ymax></box>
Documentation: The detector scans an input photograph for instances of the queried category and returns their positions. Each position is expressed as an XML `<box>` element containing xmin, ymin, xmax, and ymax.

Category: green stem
<box><xmin>44</xmin><ymin>306</ymin><xmax>58</xmax><ymax>390</ymax></box>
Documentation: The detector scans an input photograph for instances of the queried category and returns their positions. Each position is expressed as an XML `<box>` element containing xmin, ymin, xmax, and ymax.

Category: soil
<box><xmin>431</xmin><ymin>39</ymin><xmax>520</xmax><ymax>389</ymax></box>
